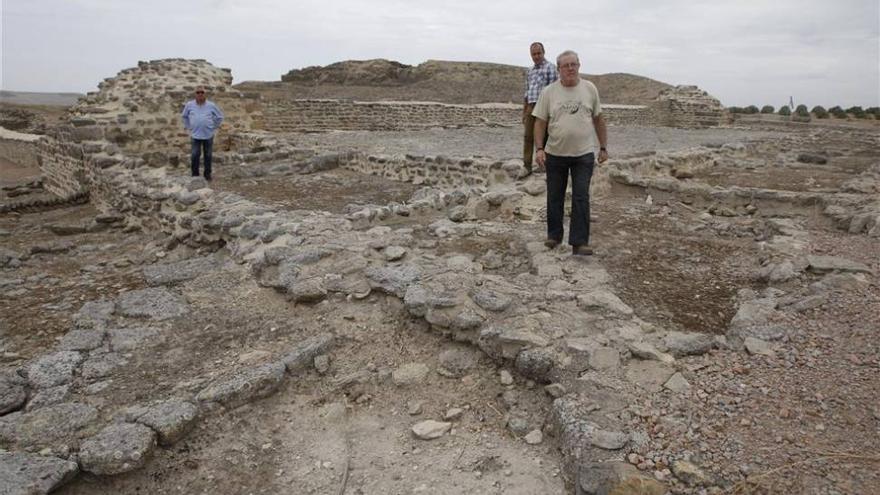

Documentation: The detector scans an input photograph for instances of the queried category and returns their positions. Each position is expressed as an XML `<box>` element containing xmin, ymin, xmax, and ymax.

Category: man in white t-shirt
<box><xmin>532</xmin><ymin>50</ymin><xmax>608</xmax><ymax>255</ymax></box>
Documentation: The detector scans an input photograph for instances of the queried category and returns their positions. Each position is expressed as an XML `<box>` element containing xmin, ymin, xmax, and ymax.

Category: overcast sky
<box><xmin>2</xmin><ymin>0</ymin><xmax>878</xmax><ymax>107</ymax></box>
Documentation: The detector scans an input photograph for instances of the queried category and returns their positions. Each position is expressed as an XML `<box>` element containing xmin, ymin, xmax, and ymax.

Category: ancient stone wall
<box><xmin>68</xmin><ymin>59</ymin><xmax>260</xmax><ymax>162</ymax></box>
<box><xmin>0</xmin><ymin>127</ymin><xmax>89</xmax><ymax>199</ymax></box>
<box><xmin>257</xmin><ymin>99</ymin><xmax>663</xmax><ymax>131</ymax></box>
<box><xmin>0</xmin><ymin>128</ymin><xmax>41</xmax><ymax>169</ymax></box>
<box><xmin>36</xmin><ymin>131</ymin><xmax>88</xmax><ymax>198</ymax></box>
<box><xmin>342</xmin><ymin>153</ymin><xmax>503</xmax><ymax>189</ymax></box>
<box><xmin>260</xmin><ymin>100</ymin><xmax>518</xmax><ymax>131</ymax></box>
<box><xmin>653</xmin><ymin>85</ymin><xmax>726</xmax><ymax>128</ymax></box>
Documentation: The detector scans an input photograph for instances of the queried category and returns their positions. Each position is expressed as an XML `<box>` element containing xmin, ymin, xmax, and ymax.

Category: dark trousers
<box><xmin>546</xmin><ymin>152</ymin><xmax>595</xmax><ymax>246</ymax></box>
<box><xmin>190</xmin><ymin>138</ymin><xmax>213</xmax><ymax>179</ymax></box>
<box><xmin>522</xmin><ymin>105</ymin><xmax>548</xmax><ymax>170</ymax></box>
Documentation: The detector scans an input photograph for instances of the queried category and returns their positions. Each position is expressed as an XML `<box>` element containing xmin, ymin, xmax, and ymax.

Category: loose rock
<box><xmin>392</xmin><ymin>363</ymin><xmax>430</xmax><ymax>386</ymax></box>
<box><xmin>411</xmin><ymin>420</ymin><xmax>451</xmax><ymax>440</ymax></box>
<box><xmin>524</xmin><ymin>429</ymin><xmax>543</xmax><ymax>445</ymax></box>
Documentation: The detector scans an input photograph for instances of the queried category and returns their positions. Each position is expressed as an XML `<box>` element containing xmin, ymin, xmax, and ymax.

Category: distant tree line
<box><xmin>728</xmin><ymin>104</ymin><xmax>880</xmax><ymax>119</ymax></box>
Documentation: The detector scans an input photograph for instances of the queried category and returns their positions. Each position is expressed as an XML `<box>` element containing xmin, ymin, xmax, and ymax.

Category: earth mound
<box><xmin>240</xmin><ymin>58</ymin><xmax>673</xmax><ymax>105</ymax></box>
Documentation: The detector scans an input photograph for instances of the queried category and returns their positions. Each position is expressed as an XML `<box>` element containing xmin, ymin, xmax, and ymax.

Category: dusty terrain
<box><xmin>2</xmin><ymin>113</ymin><xmax>879</xmax><ymax>495</ymax></box>
<box><xmin>0</xmin><ymin>102</ymin><xmax>70</xmax><ymax>134</ymax></box>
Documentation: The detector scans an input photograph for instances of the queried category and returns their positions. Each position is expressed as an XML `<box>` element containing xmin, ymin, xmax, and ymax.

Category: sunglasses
<box><xmin>195</xmin><ymin>91</ymin><xmax>205</xmax><ymax>94</ymax></box>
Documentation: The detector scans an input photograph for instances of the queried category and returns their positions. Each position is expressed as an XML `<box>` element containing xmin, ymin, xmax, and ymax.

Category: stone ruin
<box><xmin>654</xmin><ymin>86</ymin><xmax>726</xmax><ymax>128</ymax></box>
<box><xmin>0</xmin><ymin>59</ymin><xmax>878</xmax><ymax>494</ymax></box>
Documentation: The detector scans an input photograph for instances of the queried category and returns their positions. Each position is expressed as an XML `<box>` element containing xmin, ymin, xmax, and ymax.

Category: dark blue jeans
<box><xmin>545</xmin><ymin>152</ymin><xmax>595</xmax><ymax>246</ymax></box>
<box><xmin>190</xmin><ymin>138</ymin><xmax>213</xmax><ymax>179</ymax></box>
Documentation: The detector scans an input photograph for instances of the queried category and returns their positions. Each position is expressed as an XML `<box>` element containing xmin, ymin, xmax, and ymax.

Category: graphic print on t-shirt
<box><xmin>561</xmin><ymin>101</ymin><xmax>581</xmax><ymax>114</ymax></box>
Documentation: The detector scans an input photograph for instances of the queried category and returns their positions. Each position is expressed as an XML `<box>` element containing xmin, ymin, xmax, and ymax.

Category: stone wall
<box><xmin>0</xmin><ymin>128</ymin><xmax>41</xmax><ymax>169</ymax></box>
<box><xmin>260</xmin><ymin>100</ymin><xmax>518</xmax><ymax>131</ymax></box>
<box><xmin>258</xmin><ymin>99</ymin><xmax>664</xmax><ymax>132</ymax></box>
<box><xmin>36</xmin><ymin>131</ymin><xmax>88</xmax><ymax>198</ymax></box>
<box><xmin>652</xmin><ymin>85</ymin><xmax>726</xmax><ymax>128</ymax></box>
<box><xmin>342</xmin><ymin>153</ymin><xmax>507</xmax><ymax>189</ymax></box>
<box><xmin>68</xmin><ymin>59</ymin><xmax>260</xmax><ymax>162</ymax></box>
<box><xmin>0</xmin><ymin>127</ymin><xmax>88</xmax><ymax>200</ymax></box>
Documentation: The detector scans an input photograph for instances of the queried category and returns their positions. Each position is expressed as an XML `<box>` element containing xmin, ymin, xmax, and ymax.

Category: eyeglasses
<box><xmin>559</xmin><ymin>63</ymin><xmax>579</xmax><ymax>70</ymax></box>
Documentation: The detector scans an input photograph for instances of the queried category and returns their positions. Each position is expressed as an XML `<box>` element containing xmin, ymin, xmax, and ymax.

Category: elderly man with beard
<box><xmin>532</xmin><ymin>50</ymin><xmax>608</xmax><ymax>256</ymax></box>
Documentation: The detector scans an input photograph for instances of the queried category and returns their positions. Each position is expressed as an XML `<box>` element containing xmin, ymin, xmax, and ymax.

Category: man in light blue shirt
<box><xmin>181</xmin><ymin>86</ymin><xmax>224</xmax><ymax>181</ymax></box>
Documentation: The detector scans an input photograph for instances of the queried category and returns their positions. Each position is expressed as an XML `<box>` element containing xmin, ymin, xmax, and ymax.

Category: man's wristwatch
<box><xmin>600</xmin><ymin>147</ymin><xmax>607</xmax><ymax>152</ymax></box>
<box><xmin>536</xmin><ymin>147</ymin><xmax>544</xmax><ymax>151</ymax></box>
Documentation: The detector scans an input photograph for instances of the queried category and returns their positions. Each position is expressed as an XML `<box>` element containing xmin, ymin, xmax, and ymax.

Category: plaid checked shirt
<box><xmin>524</xmin><ymin>60</ymin><xmax>558</xmax><ymax>104</ymax></box>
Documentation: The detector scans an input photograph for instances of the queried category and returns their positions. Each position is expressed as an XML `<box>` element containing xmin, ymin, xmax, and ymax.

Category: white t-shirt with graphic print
<box><xmin>532</xmin><ymin>79</ymin><xmax>602</xmax><ymax>157</ymax></box>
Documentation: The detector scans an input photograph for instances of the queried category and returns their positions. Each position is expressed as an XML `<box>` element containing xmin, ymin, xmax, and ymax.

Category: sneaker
<box><xmin>544</xmin><ymin>238</ymin><xmax>561</xmax><ymax>249</ymax></box>
<box><xmin>572</xmin><ymin>245</ymin><xmax>593</xmax><ymax>256</ymax></box>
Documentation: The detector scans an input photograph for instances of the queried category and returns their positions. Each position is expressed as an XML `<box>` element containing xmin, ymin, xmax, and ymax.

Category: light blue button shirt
<box><xmin>181</xmin><ymin>100</ymin><xmax>224</xmax><ymax>140</ymax></box>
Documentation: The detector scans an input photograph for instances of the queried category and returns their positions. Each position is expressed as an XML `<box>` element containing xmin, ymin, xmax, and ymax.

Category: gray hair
<box><xmin>556</xmin><ymin>50</ymin><xmax>580</xmax><ymax>66</ymax></box>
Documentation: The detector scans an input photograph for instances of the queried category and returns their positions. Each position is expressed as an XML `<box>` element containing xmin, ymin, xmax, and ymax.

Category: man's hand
<box><xmin>598</xmin><ymin>149</ymin><xmax>608</xmax><ymax>164</ymax></box>
<box><xmin>535</xmin><ymin>149</ymin><xmax>546</xmax><ymax>170</ymax></box>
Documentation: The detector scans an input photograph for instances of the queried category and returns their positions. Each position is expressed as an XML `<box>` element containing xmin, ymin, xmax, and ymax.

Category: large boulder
<box><xmin>129</xmin><ymin>399</ymin><xmax>200</xmax><ymax>446</ymax></box>
<box><xmin>196</xmin><ymin>362</ymin><xmax>286</xmax><ymax>411</ymax></box>
<box><xmin>280</xmin><ymin>334</ymin><xmax>335</xmax><ymax>373</ymax></box>
<box><xmin>116</xmin><ymin>287</ymin><xmax>189</xmax><ymax>320</ymax></box>
<box><xmin>0</xmin><ymin>452</ymin><xmax>79</xmax><ymax>495</ymax></box>
<box><xmin>0</xmin><ymin>373</ymin><xmax>27</xmax><ymax>414</ymax></box>
<box><xmin>78</xmin><ymin>423</ymin><xmax>157</xmax><ymax>475</ymax></box>
<box><xmin>25</xmin><ymin>351</ymin><xmax>84</xmax><ymax>389</ymax></box>
<box><xmin>0</xmin><ymin>402</ymin><xmax>98</xmax><ymax>451</ymax></box>
<box><xmin>577</xmin><ymin>461</ymin><xmax>666</xmax><ymax>495</ymax></box>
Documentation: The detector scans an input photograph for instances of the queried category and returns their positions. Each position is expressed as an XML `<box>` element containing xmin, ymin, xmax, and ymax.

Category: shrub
<box><xmin>727</xmin><ymin>106</ymin><xmax>742</xmax><ymax>114</ymax></box>
<box><xmin>829</xmin><ymin>106</ymin><xmax>847</xmax><ymax>118</ymax></box>
<box><xmin>811</xmin><ymin>106</ymin><xmax>828</xmax><ymax>118</ymax></box>
<box><xmin>846</xmin><ymin>106</ymin><xmax>866</xmax><ymax>118</ymax></box>
<box><xmin>745</xmin><ymin>105</ymin><xmax>760</xmax><ymax>114</ymax></box>
<box><xmin>761</xmin><ymin>105</ymin><xmax>775</xmax><ymax>114</ymax></box>
<box><xmin>795</xmin><ymin>104</ymin><xmax>809</xmax><ymax>116</ymax></box>
<box><xmin>867</xmin><ymin>107</ymin><xmax>880</xmax><ymax>120</ymax></box>
<box><xmin>778</xmin><ymin>106</ymin><xmax>791</xmax><ymax>116</ymax></box>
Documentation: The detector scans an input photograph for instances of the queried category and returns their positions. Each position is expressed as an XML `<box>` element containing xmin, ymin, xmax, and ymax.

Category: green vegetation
<box><xmin>729</xmin><ymin>103</ymin><xmax>878</xmax><ymax>120</ymax></box>
<box><xmin>846</xmin><ymin>106</ymin><xmax>866</xmax><ymax>118</ymax></box>
<box><xmin>728</xmin><ymin>105</ymin><xmax>760</xmax><ymax>114</ymax></box>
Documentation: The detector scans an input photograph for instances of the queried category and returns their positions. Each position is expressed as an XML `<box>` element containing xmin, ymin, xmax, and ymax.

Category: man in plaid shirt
<box><xmin>523</xmin><ymin>42</ymin><xmax>558</xmax><ymax>176</ymax></box>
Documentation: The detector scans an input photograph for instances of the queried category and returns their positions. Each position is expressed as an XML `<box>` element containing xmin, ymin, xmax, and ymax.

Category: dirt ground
<box><xmin>2</xmin><ymin>120</ymin><xmax>879</xmax><ymax>494</ymax></box>
<box><xmin>217</xmin><ymin>168</ymin><xmax>421</xmax><ymax>214</ymax></box>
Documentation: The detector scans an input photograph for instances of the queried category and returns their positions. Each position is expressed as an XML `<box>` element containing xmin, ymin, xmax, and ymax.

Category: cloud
<box><xmin>1</xmin><ymin>0</ymin><xmax>877</xmax><ymax>107</ymax></box>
